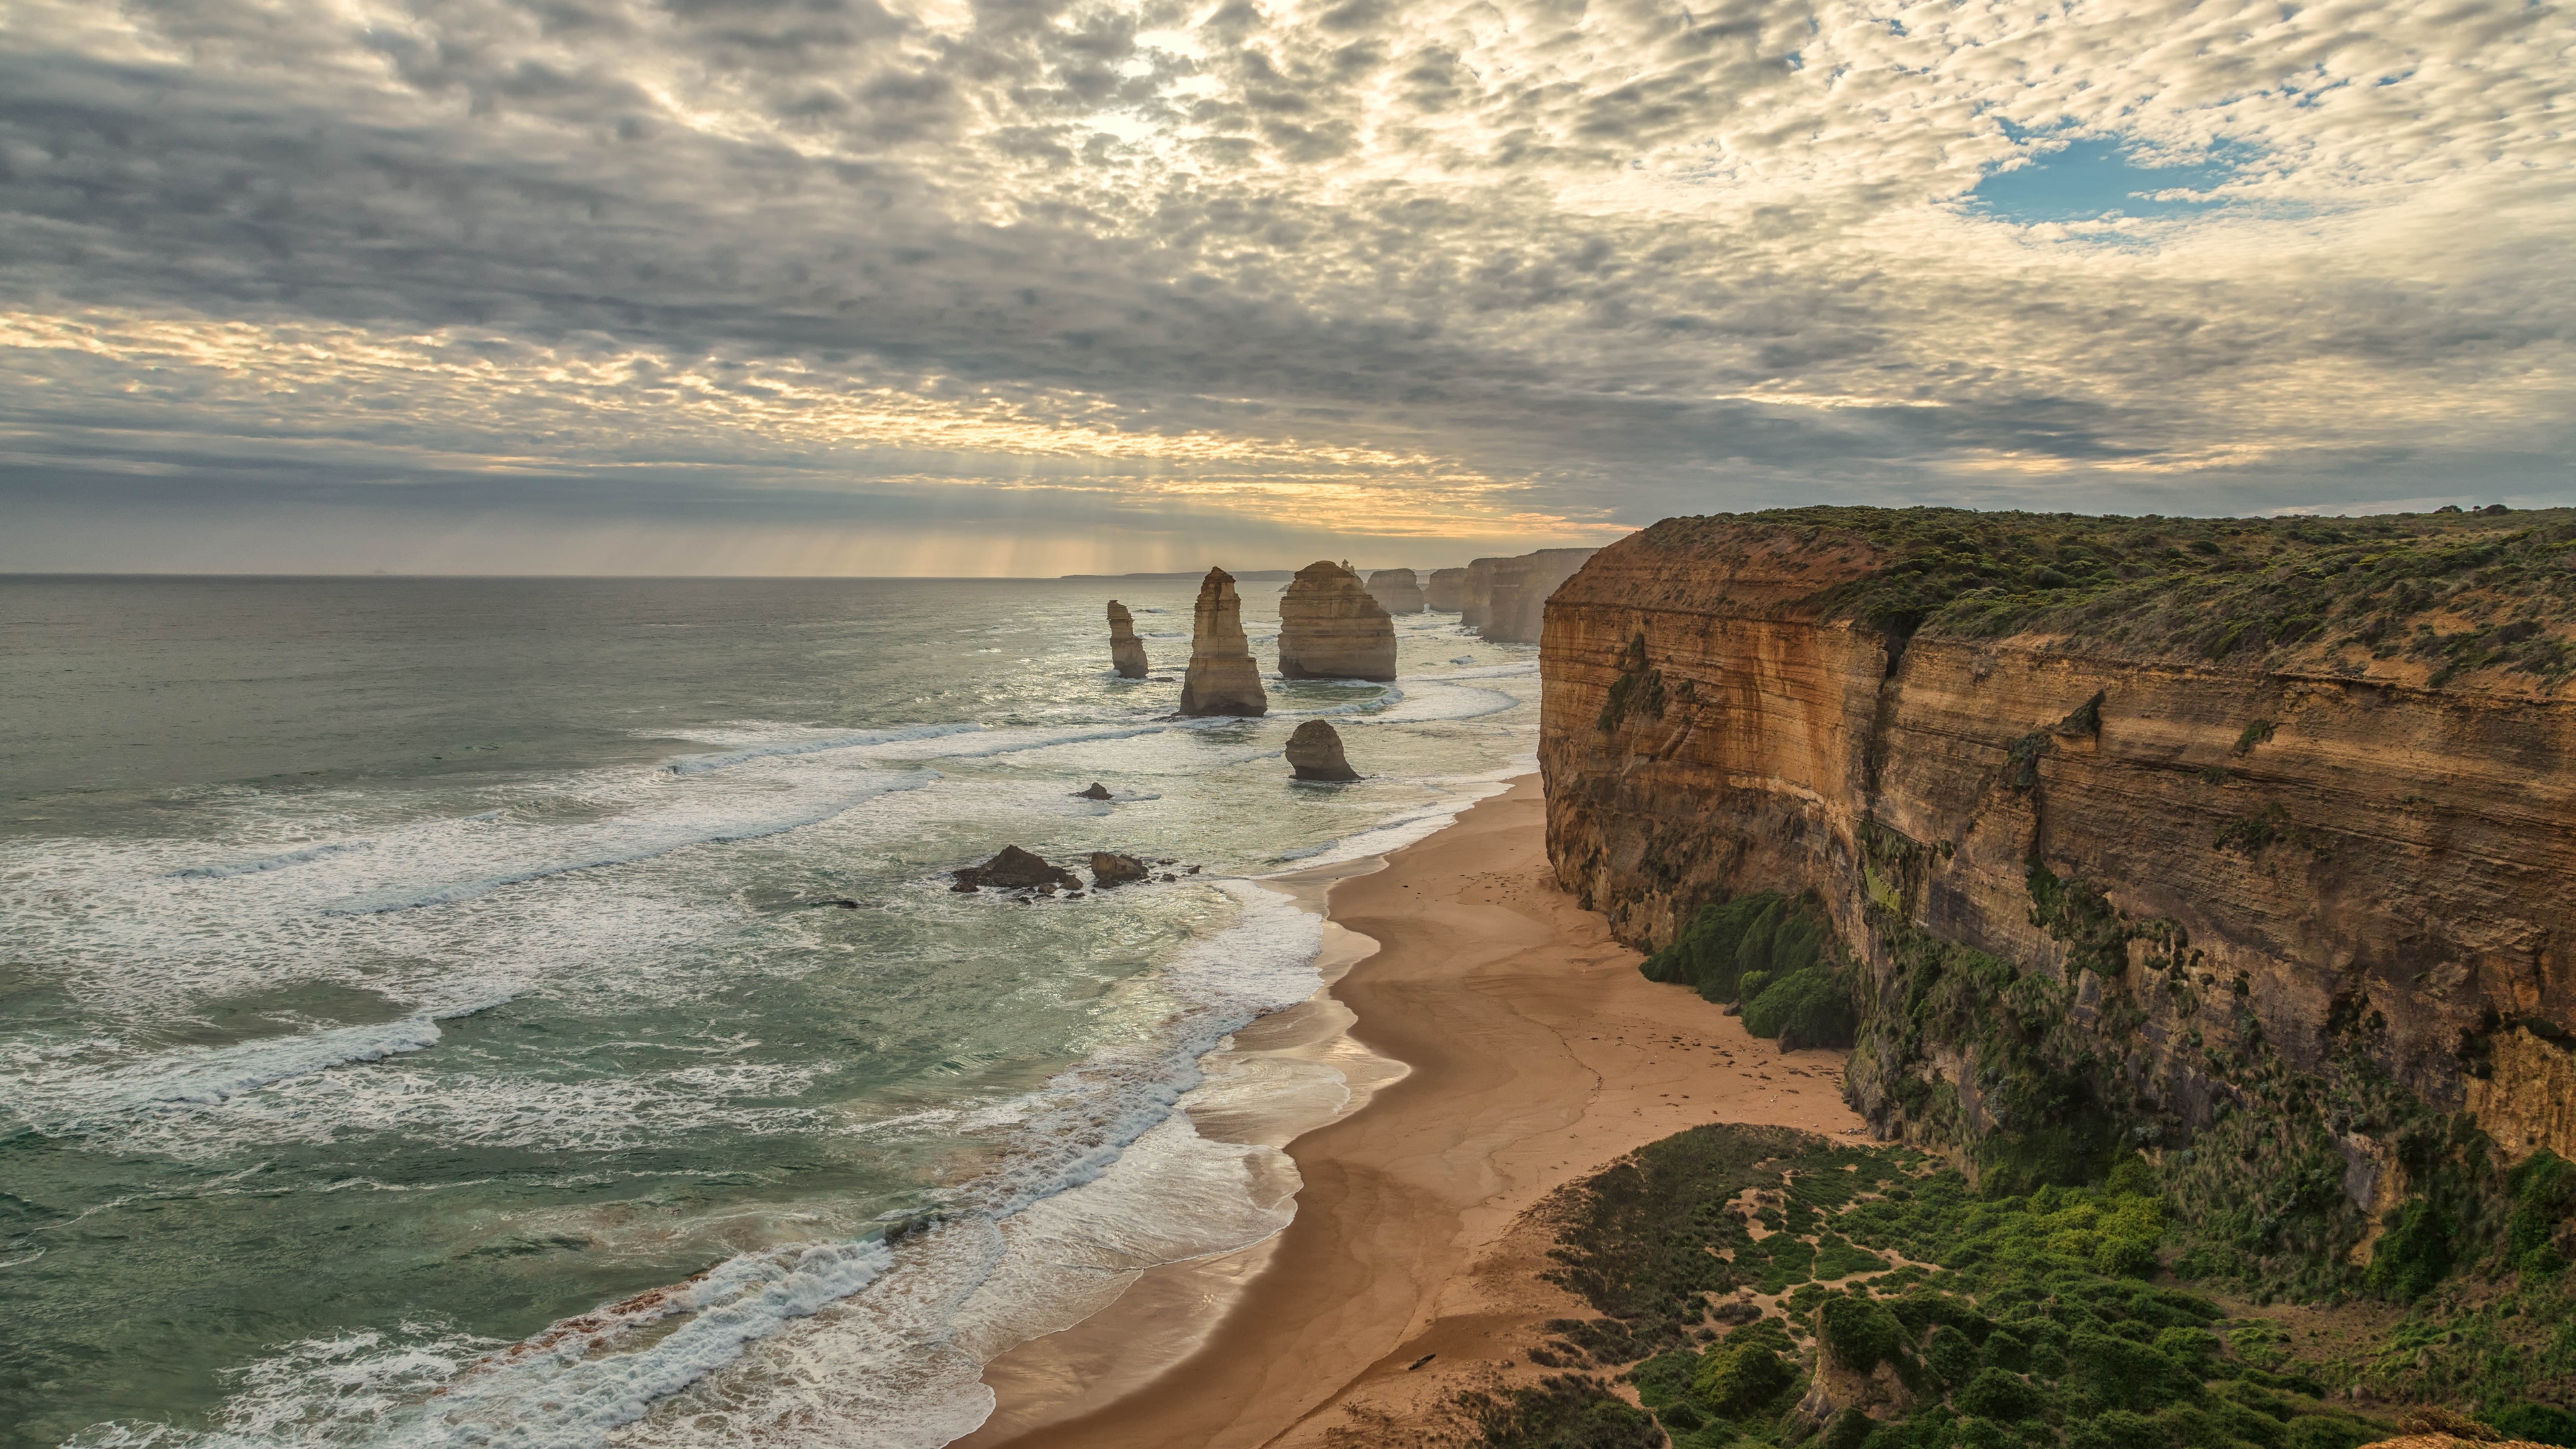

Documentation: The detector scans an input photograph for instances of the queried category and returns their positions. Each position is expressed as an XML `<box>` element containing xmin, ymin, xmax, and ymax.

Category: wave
<box><xmin>663</xmin><ymin>723</ymin><xmax>984</xmax><ymax>775</ymax></box>
<box><xmin>319</xmin><ymin>769</ymin><xmax>941</xmax><ymax>915</ymax></box>
<box><xmin>170</xmin><ymin>839</ymin><xmax>377</xmax><ymax>879</ymax></box>
<box><xmin>9</xmin><ymin>1000</ymin><xmax>510</xmax><ymax>1136</ymax></box>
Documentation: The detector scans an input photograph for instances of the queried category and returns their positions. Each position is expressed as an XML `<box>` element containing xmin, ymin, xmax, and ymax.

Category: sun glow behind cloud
<box><xmin>0</xmin><ymin>0</ymin><xmax>2569</xmax><ymax>573</ymax></box>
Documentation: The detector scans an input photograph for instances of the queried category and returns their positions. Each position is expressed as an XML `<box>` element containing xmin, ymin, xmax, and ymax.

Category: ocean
<box><xmin>0</xmin><ymin>575</ymin><xmax>1540</xmax><ymax>1449</ymax></box>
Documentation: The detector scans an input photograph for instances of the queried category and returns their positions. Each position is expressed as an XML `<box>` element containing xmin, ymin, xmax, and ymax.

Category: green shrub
<box><xmin>2506</xmin><ymin>1149</ymin><xmax>2576</xmax><ymax>1275</ymax></box>
<box><xmin>2154</xmin><ymin>1326</ymin><xmax>2222</xmax><ymax>1373</ymax></box>
<box><xmin>1827</xmin><ymin>1407</ymin><xmax>1878</xmax><ymax>1449</ymax></box>
<box><xmin>1822</xmin><ymin>1294</ymin><xmax>1909</xmax><ymax>1370</ymax></box>
<box><xmin>2065</xmin><ymin>1330</ymin><xmax>2202</xmax><ymax>1413</ymax></box>
<box><xmin>1955</xmin><ymin>1367</ymin><xmax>2042</xmax><ymax>1421</ymax></box>
<box><xmin>1695</xmin><ymin>1334</ymin><xmax>1797</xmax><ymax>1417</ymax></box>
<box><xmin>1738</xmin><ymin>969</ymin><xmax>1775</xmax><ymax>1006</ymax></box>
<box><xmin>1744</xmin><ymin>965</ymin><xmax>1860</xmax><ymax>1049</ymax></box>
<box><xmin>1453</xmin><ymin>1374</ymin><xmax>1669</xmax><ymax>1448</ymax></box>
<box><xmin>2068</xmin><ymin>1410</ymin><xmax>2163</xmax><ymax>1449</ymax></box>
<box><xmin>2367</xmin><ymin>1198</ymin><xmax>2454</xmax><ymax>1301</ymax></box>
<box><xmin>2487</xmin><ymin>1403</ymin><xmax>2576</xmax><ymax>1448</ymax></box>
<box><xmin>2284</xmin><ymin>1418</ymin><xmax>2373</xmax><ymax>1449</ymax></box>
<box><xmin>2096</xmin><ymin>1235</ymin><xmax>2159</xmax><ymax>1279</ymax></box>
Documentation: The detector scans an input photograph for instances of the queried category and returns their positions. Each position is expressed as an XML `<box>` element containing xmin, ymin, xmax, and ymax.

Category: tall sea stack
<box><xmin>1277</xmin><ymin>560</ymin><xmax>1397</xmax><ymax>681</ymax></box>
<box><xmin>1178</xmin><ymin>568</ymin><xmax>1268</xmax><ymax>716</ymax></box>
<box><xmin>1364</xmin><ymin>568</ymin><xmax>1426</xmax><ymax>614</ymax></box>
<box><xmin>1479</xmin><ymin>547</ymin><xmax>1597</xmax><ymax>643</ymax></box>
<box><xmin>1106</xmin><ymin>600</ymin><xmax>1148</xmax><ymax>678</ymax></box>
<box><xmin>1460</xmin><ymin>557</ymin><xmax>1504</xmax><ymax>632</ymax></box>
<box><xmin>1425</xmin><ymin>568</ymin><xmax>1467</xmax><ymax>612</ymax></box>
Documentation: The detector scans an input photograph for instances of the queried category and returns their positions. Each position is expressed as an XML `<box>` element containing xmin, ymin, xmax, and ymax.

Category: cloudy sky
<box><xmin>2</xmin><ymin>0</ymin><xmax>2569</xmax><ymax>574</ymax></box>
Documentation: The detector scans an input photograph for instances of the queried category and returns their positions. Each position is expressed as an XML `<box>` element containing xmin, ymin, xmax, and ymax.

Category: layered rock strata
<box><xmin>1285</xmin><ymin>720</ymin><xmax>1360</xmax><ymax>781</ymax></box>
<box><xmin>1426</xmin><ymin>568</ymin><xmax>1467</xmax><ymax>612</ymax></box>
<box><xmin>1277</xmin><ymin>560</ymin><xmax>1397</xmax><ymax>681</ymax></box>
<box><xmin>1364</xmin><ymin>568</ymin><xmax>1426</xmax><ymax>614</ymax></box>
<box><xmin>1106</xmin><ymin>600</ymin><xmax>1148</xmax><ymax>678</ymax></box>
<box><xmin>1540</xmin><ymin>508</ymin><xmax>2576</xmax><ymax>1275</ymax></box>
<box><xmin>1460</xmin><ymin>556</ymin><xmax>1504</xmax><ymax>632</ymax></box>
<box><xmin>1481</xmin><ymin>547</ymin><xmax>1597</xmax><ymax>643</ymax></box>
<box><xmin>1179</xmin><ymin>568</ymin><xmax>1269</xmax><ymax>716</ymax></box>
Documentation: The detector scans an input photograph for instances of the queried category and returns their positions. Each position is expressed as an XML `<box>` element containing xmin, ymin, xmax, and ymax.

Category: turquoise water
<box><xmin>0</xmin><ymin>576</ymin><xmax>1538</xmax><ymax>1449</ymax></box>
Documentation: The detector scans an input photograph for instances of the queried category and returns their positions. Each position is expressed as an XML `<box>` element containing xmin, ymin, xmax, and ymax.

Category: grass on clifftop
<box><xmin>1430</xmin><ymin>1126</ymin><xmax>2575</xmax><ymax>1449</ymax></box>
<box><xmin>1633</xmin><ymin>506</ymin><xmax>2576</xmax><ymax>690</ymax></box>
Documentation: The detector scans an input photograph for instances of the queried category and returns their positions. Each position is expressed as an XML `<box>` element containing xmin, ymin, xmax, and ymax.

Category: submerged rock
<box><xmin>1073</xmin><ymin>782</ymin><xmax>1114</xmax><ymax>800</ymax></box>
<box><xmin>952</xmin><ymin>845</ymin><xmax>1081</xmax><ymax>892</ymax></box>
<box><xmin>1106</xmin><ymin>600</ymin><xmax>1148</xmax><ymax>679</ymax></box>
<box><xmin>1365</xmin><ymin>568</ymin><xmax>1426</xmax><ymax>614</ymax></box>
<box><xmin>1179</xmin><ymin>568</ymin><xmax>1269</xmax><ymax>716</ymax></box>
<box><xmin>1089</xmin><ymin>852</ymin><xmax>1150</xmax><ymax>888</ymax></box>
<box><xmin>1278</xmin><ymin>561</ymin><xmax>1396</xmax><ymax>681</ymax></box>
<box><xmin>1286</xmin><ymin>720</ymin><xmax>1360</xmax><ymax>782</ymax></box>
<box><xmin>1426</xmin><ymin>567</ymin><xmax>1467</xmax><ymax>612</ymax></box>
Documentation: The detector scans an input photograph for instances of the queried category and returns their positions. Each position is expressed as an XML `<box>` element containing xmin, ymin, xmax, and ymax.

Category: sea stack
<box><xmin>1178</xmin><ymin>568</ymin><xmax>1269</xmax><ymax>716</ymax></box>
<box><xmin>1477</xmin><ymin>547</ymin><xmax>1597</xmax><ymax>643</ymax></box>
<box><xmin>1364</xmin><ymin>568</ymin><xmax>1426</xmax><ymax>614</ymax></box>
<box><xmin>1106</xmin><ymin>600</ymin><xmax>1148</xmax><ymax>679</ymax></box>
<box><xmin>1285</xmin><ymin>720</ymin><xmax>1359</xmax><ymax>782</ymax></box>
<box><xmin>1277</xmin><ymin>561</ymin><xmax>1397</xmax><ymax>681</ymax></box>
<box><xmin>1425</xmin><ymin>568</ymin><xmax>1467</xmax><ymax>612</ymax></box>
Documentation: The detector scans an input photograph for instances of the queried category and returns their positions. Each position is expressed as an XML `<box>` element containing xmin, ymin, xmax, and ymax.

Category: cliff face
<box><xmin>1279</xmin><ymin>560</ymin><xmax>1397</xmax><ymax>681</ymax></box>
<box><xmin>1541</xmin><ymin>508</ymin><xmax>2576</xmax><ymax>1284</ymax></box>
<box><xmin>1426</xmin><ymin>568</ymin><xmax>1466</xmax><ymax>612</ymax></box>
<box><xmin>1365</xmin><ymin>568</ymin><xmax>1426</xmax><ymax>614</ymax></box>
<box><xmin>1106</xmin><ymin>600</ymin><xmax>1148</xmax><ymax>679</ymax></box>
<box><xmin>1179</xmin><ymin>568</ymin><xmax>1269</xmax><ymax>716</ymax></box>
<box><xmin>1459</xmin><ymin>549</ymin><xmax>1599</xmax><ymax>641</ymax></box>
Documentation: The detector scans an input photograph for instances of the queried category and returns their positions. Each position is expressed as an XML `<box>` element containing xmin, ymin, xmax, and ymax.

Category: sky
<box><xmin>1</xmin><ymin>0</ymin><xmax>2569</xmax><ymax>576</ymax></box>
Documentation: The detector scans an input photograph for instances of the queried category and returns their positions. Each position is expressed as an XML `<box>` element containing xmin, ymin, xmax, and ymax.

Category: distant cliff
<box><xmin>1462</xmin><ymin>548</ymin><xmax>1597</xmax><ymax>642</ymax></box>
<box><xmin>1540</xmin><ymin>506</ymin><xmax>2576</xmax><ymax>1293</ymax></box>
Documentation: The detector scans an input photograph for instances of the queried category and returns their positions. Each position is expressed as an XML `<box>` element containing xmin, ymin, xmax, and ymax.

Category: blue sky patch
<box><xmin>1970</xmin><ymin>136</ymin><xmax>2249</xmax><ymax>223</ymax></box>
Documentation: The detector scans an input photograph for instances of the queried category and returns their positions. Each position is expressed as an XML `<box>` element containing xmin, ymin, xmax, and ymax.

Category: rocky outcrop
<box><xmin>1460</xmin><ymin>557</ymin><xmax>1505</xmax><ymax>632</ymax></box>
<box><xmin>1482</xmin><ymin>548</ymin><xmax>1597</xmax><ymax>643</ymax></box>
<box><xmin>1088</xmin><ymin>851</ymin><xmax>1150</xmax><ymax>887</ymax></box>
<box><xmin>1365</xmin><ymin>568</ymin><xmax>1426</xmax><ymax>614</ymax></box>
<box><xmin>953</xmin><ymin>846</ymin><xmax>1081</xmax><ymax>893</ymax></box>
<box><xmin>1426</xmin><ymin>568</ymin><xmax>1467</xmax><ymax>612</ymax></box>
<box><xmin>1277</xmin><ymin>561</ymin><xmax>1397</xmax><ymax>681</ymax></box>
<box><xmin>1072</xmin><ymin>782</ymin><xmax>1112</xmax><ymax>800</ymax></box>
<box><xmin>1286</xmin><ymin>720</ymin><xmax>1360</xmax><ymax>781</ymax></box>
<box><xmin>1106</xmin><ymin>600</ymin><xmax>1148</xmax><ymax>678</ymax></box>
<box><xmin>1540</xmin><ymin>507</ymin><xmax>2576</xmax><ymax>1280</ymax></box>
<box><xmin>1179</xmin><ymin>568</ymin><xmax>1269</xmax><ymax>716</ymax></box>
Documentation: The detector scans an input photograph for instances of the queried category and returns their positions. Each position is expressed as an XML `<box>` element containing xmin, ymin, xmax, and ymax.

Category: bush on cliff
<box><xmin>1640</xmin><ymin>893</ymin><xmax>1856</xmax><ymax>1047</ymax></box>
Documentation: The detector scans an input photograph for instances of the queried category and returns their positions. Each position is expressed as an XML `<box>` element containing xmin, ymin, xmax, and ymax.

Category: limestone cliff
<box><xmin>1106</xmin><ymin>600</ymin><xmax>1148</xmax><ymax>679</ymax></box>
<box><xmin>1461</xmin><ymin>549</ymin><xmax>1599</xmax><ymax>641</ymax></box>
<box><xmin>1365</xmin><ymin>568</ymin><xmax>1426</xmax><ymax>614</ymax></box>
<box><xmin>1540</xmin><ymin>506</ymin><xmax>2576</xmax><ymax>1289</ymax></box>
<box><xmin>1179</xmin><ymin>568</ymin><xmax>1269</xmax><ymax>716</ymax></box>
<box><xmin>1278</xmin><ymin>560</ymin><xmax>1397</xmax><ymax>681</ymax></box>
<box><xmin>1426</xmin><ymin>568</ymin><xmax>1466</xmax><ymax>612</ymax></box>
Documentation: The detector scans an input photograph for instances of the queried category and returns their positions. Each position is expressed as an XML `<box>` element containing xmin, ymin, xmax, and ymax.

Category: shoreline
<box><xmin>957</xmin><ymin>773</ymin><xmax>1866</xmax><ymax>1448</ymax></box>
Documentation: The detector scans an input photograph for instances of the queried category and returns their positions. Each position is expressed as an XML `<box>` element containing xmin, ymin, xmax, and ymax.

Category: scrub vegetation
<box><xmin>1636</xmin><ymin>506</ymin><xmax>2576</xmax><ymax>690</ymax></box>
<box><xmin>1438</xmin><ymin>1126</ymin><xmax>2576</xmax><ymax>1449</ymax></box>
<box><xmin>1640</xmin><ymin>893</ymin><xmax>1858</xmax><ymax>1051</ymax></box>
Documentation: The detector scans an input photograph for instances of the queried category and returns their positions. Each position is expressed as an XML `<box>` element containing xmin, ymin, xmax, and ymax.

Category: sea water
<box><xmin>0</xmin><ymin>576</ymin><xmax>1540</xmax><ymax>1449</ymax></box>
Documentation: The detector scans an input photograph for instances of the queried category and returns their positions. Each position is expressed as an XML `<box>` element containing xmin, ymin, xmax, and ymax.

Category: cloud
<box><xmin>1</xmin><ymin>0</ymin><xmax>2568</xmax><ymax>571</ymax></box>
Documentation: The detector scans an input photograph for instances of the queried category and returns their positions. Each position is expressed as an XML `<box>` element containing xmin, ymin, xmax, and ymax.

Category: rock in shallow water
<box><xmin>1179</xmin><ymin>568</ymin><xmax>1269</xmax><ymax>716</ymax></box>
<box><xmin>1286</xmin><ymin>720</ymin><xmax>1360</xmax><ymax>782</ymax></box>
<box><xmin>1106</xmin><ymin>600</ymin><xmax>1148</xmax><ymax>679</ymax></box>
<box><xmin>1278</xmin><ymin>561</ymin><xmax>1396</xmax><ymax>681</ymax></box>
<box><xmin>952</xmin><ymin>845</ymin><xmax>1081</xmax><ymax>892</ymax></box>
<box><xmin>1089</xmin><ymin>851</ymin><xmax>1150</xmax><ymax>887</ymax></box>
<box><xmin>1073</xmin><ymin>782</ymin><xmax>1113</xmax><ymax>800</ymax></box>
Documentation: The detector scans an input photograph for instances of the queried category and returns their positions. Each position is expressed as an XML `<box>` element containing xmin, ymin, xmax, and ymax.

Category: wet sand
<box><xmin>961</xmin><ymin>775</ymin><xmax>1866</xmax><ymax>1448</ymax></box>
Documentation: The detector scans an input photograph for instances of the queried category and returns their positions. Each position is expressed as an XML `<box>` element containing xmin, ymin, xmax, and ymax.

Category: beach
<box><xmin>962</xmin><ymin>773</ymin><xmax>1867</xmax><ymax>1448</ymax></box>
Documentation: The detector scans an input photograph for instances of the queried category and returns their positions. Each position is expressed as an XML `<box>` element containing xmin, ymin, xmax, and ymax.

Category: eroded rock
<box><xmin>1286</xmin><ymin>719</ymin><xmax>1360</xmax><ymax>781</ymax></box>
<box><xmin>1073</xmin><ymin>782</ymin><xmax>1114</xmax><ymax>800</ymax></box>
<box><xmin>1179</xmin><ymin>568</ymin><xmax>1269</xmax><ymax>716</ymax></box>
<box><xmin>952</xmin><ymin>845</ymin><xmax>1081</xmax><ymax>892</ymax></box>
<box><xmin>1426</xmin><ymin>567</ymin><xmax>1467</xmax><ymax>612</ymax></box>
<box><xmin>1089</xmin><ymin>851</ymin><xmax>1150</xmax><ymax>887</ymax></box>
<box><xmin>1278</xmin><ymin>561</ymin><xmax>1395</xmax><ymax>681</ymax></box>
<box><xmin>1365</xmin><ymin>568</ymin><xmax>1426</xmax><ymax>614</ymax></box>
<box><xmin>1106</xmin><ymin>600</ymin><xmax>1148</xmax><ymax>679</ymax></box>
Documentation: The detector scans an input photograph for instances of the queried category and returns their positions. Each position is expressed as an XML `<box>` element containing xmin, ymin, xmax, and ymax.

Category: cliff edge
<box><xmin>1540</xmin><ymin>506</ymin><xmax>2576</xmax><ymax>1293</ymax></box>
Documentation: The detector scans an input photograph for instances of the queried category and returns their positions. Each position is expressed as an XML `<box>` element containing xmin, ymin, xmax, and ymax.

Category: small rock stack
<box><xmin>1179</xmin><ymin>568</ymin><xmax>1269</xmax><ymax>716</ymax></box>
<box><xmin>1286</xmin><ymin>720</ymin><xmax>1360</xmax><ymax>781</ymax></box>
<box><xmin>1277</xmin><ymin>560</ymin><xmax>1397</xmax><ymax>681</ymax></box>
<box><xmin>1364</xmin><ymin>568</ymin><xmax>1426</xmax><ymax>614</ymax></box>
<box><xmin>1106</xmin><ymin>600</ymin><xmax>1148</xmax><ymax>679</ymax></box>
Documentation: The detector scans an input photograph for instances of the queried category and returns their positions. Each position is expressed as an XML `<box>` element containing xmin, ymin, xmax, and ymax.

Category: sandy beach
<box><xmin>960</xmin><ymin>775</ymin><xmax>1866</xmax><ymax>1448</ymax></box>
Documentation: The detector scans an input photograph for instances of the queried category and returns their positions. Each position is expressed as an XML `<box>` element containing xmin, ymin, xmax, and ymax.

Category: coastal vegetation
<box><xmin>1441</xmin><ymin>1126</ymin><xmax>2575</xmax><ymax>1449</ymax></box>
<box><xmin>1640</xmin><ymin>894</ymin><xmax>1858</xmax><ymax>1051</ymax></box>
<box><xmin>1631</xmin><ymin>505</ymin><xmax>2576</xmax><ymax>689</ymax></box>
